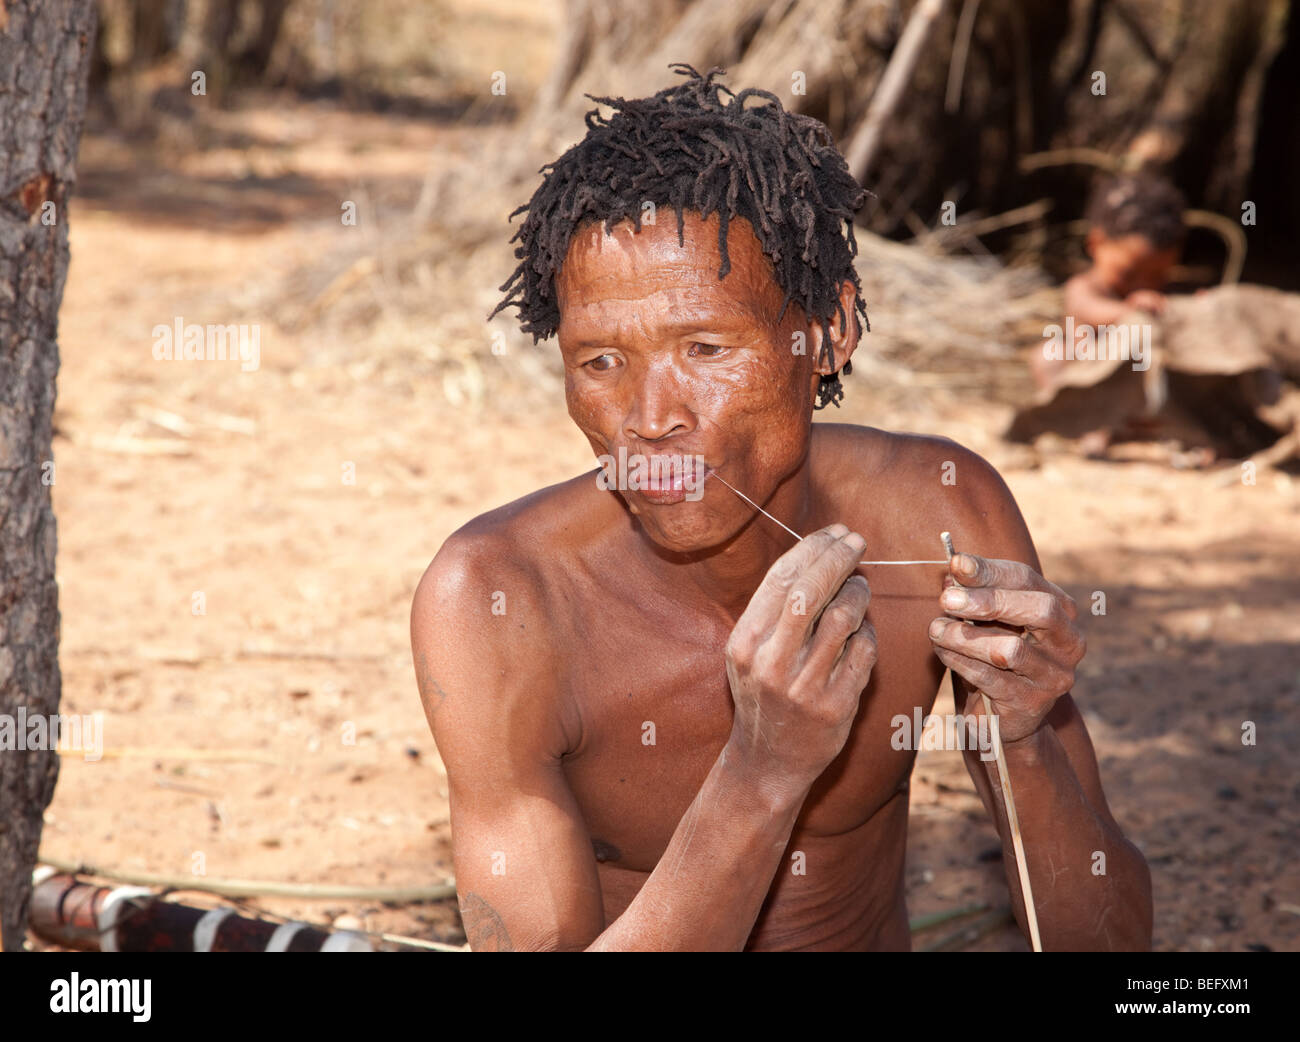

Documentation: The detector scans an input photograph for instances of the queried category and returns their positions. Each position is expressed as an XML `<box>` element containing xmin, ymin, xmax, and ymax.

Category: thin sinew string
<box><xmin>707</xmin><ymin>471</ymin><xmax>948</xmax><ymax>565</ymax></box>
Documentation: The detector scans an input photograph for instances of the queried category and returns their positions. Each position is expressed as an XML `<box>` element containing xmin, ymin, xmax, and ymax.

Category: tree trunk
<box><xmin>0</xmin><ymin>0</ymin><xmax>96</xmax><ymax>952</ymax></box>
<box><xmin>131</xmin><ymin>0</ymin><xmax>181</xmax><ymax>63</ymax></box>
<box><xmin>200</xmin><ymin>0</ymin><xmax>291</xmax><ymax>96</ymax></box>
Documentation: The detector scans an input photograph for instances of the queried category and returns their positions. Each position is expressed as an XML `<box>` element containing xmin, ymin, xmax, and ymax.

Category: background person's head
<box><xmin>1083</xmin><ymin>171</ymin><xmax>1186</xmax><ymax>297</ymax></box>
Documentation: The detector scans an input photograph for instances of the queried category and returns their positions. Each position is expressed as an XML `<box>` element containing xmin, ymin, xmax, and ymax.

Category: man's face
<box><xmin>1088</xmin><ymin>231</ymin><xmax>1178</xmax><ymax>297</ymax></box>
<box><xmin>555</xmin><ymin>210</ymin><xmax>833</xmax><ymax>553</ymax></box>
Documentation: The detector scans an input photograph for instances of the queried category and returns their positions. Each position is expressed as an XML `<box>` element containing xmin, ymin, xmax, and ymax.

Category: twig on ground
<box><xmin>918</xmin><ymin>907</ymin><xmax>1015</xmax><ymax>951</ymax></box>
<box><xmin>909</xmin><ymin>902</ymin><xmax>991</xmax><ymax>933</ymax></box>
<box><xmin>37</xmin><ymin>855</ymin><xmax>457</xmax><ymax>903</ymax></box>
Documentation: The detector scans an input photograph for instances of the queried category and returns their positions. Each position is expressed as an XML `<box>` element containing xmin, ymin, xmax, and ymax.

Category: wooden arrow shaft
<box><xmin>942</xmin><ymin>532</ymin><xmax>1042</xmax><ymax>952</ymax></box>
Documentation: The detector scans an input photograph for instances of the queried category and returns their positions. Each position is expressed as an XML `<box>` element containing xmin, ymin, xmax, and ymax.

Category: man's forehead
<box><xmin>556</xmin><ymin>212</ymin><xmax>784</xmax><ymax>322</ymax></box>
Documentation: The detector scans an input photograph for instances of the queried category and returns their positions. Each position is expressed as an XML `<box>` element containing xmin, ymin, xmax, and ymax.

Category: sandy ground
<box><xmin>30</xmin><ymin>89</ymin><xmax>1300</xmax><ymax>953</ymax></box>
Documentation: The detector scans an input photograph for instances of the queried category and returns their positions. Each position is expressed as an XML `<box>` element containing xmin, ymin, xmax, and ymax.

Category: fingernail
<box><xmin>957</xmin><ymin>553</ymin><xmax>977</xmax><ymax>577</ymax></box>
<box><xmin>844</xmin><ymin>532</ymin><xmax>866</xmax><ymax>553</ymax></box>
<box><xmin>827</xmin><ymin>523</ymin><xmax>849</xmax><ymax>538</ymax></box>
<box><xmin>941</xmin><ymin>589</ymin><xmax>968</xmax><ymax>610</ymax></box>
<box><xmin>929</xmin><ymin>618</ymin><xmax>946</xmax><ymax>639</ymax></box>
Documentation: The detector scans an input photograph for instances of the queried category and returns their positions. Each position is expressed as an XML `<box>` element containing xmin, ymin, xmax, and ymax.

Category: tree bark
<box><xmin>0</xmin><ymin>0</ymin><xmax>96</xmax><ymax>952</ymax></box>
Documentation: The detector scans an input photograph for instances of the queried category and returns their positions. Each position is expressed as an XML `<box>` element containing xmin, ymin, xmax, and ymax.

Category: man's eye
<box><xmin>584</xmin><ymin>354</ymin><xmax>618</xmax><ymax>371</ymax></box>
<box><xmin>689</xmin><ymin>342</ymin><xmax>727</xmax><ymax>357</ymax></box>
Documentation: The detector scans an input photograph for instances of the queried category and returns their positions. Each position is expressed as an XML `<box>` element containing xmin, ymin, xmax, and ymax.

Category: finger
<box><xmin>938</xmin><ymin>587</ymin><xmax>1079</xmax><ymax>630</ymax></box>
<box><xmin>928</xmin><ymin>617</ymin><xmax>1038</xmax><ymax>675</ymax></box>
<box><xmin>803</xmin><ymin>575</ymin><xmax>872</xmax><ymax>677</ymax></box>
<box><xmin>830</xmin><ymin>620</ymin><xmax>878</xmax><ymax>691</ymax></box>
<box><xmin>772</xmin><ymin>530</ymin><xmax>867</xmax><ymax>644</ymax></box>
<box><xmin>738</xmin><ymin>524</ymin><xmax>849</xmax><ymax>627</ymax></box>
<box><xmin>929</xmin><ymin>617</ymin><xmax>1076</xmax><ymax>692</ymax></box>
<box><xmin>932</xmin><ymin>644</ymin><xmax>1038</xmax><ymax>706</ymax></box>
<box><xmin>949</xmin><ymin>553</ymin><xmax>1058</xmax><ymax>597</ymax></box>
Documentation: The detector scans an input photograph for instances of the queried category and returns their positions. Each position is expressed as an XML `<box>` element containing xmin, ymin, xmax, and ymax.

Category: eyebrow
<box><xmin>562</xmin><ymin>311</ymin><xmax>763</xmax><ymax>349</ymax></box>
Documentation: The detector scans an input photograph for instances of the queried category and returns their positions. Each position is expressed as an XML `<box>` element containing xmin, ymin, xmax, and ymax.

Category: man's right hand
<box><xmin>724</xmin><ymin>524</ymin><xmax>877</xmax><ymax>795</ymax></box>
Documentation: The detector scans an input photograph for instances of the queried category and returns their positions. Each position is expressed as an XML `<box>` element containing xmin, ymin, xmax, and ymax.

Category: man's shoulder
<box><xmin>815</xmin><ymin>423</ymin><xmax>1027</xmax><ymax>551</ymax></box>
<box><xmin>411</xmin><ymin>471</ymin><xmax>603</xmax><ymax>634</ymax></box>
<box><xmin>409</xmin><ymin>475</ymin><xmax>601</xmax><ymax>746</ymax></box>
<box><xmin>816</xmin><ymin>422</ymin><xmax>1012</xmax><ymax>496</ymax></box>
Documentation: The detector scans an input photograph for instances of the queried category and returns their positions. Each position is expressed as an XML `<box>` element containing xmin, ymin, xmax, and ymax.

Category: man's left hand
<box><xmin>927</xmin><ymin>553</ymin><xmax>1086</xmax><ymax>744</ymax></box>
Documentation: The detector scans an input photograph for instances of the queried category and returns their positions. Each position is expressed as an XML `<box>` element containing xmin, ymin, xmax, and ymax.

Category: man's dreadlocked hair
<box><xmin>489</xmin><ymin>63</ymin><xmax>870</xmax><ymax>409</ymax></box>
<box><xmin>1085</xmin><ymin>171</ymin><xmax>1187</xmax><ymax>251</ymax></box>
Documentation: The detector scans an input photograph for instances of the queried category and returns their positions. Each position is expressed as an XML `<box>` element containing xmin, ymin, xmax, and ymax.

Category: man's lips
<box><xmin>594</xmin><ymin>446</ymin><xmax>719</xmax><ymax>505</ymax></box>
<box><xmin>595</xmin><ymin>450</ymin><xmax>714</xmax><ymax>503</ymax></box>
<box><xmin>640</xmin><ymin>455</ymin><xmax>709</xmax><ymax>490</ymax></box>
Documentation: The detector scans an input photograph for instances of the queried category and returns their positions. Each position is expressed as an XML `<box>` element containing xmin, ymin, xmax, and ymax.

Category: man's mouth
<box><xmin>595</xmin><ymin>449</ymin><xmax>713</xmax><ymax>504</ymax></box>
<box><xmin>636</xmin><ymin>454</ymin><xmax>711</xmax><ymax>504</ymax></box>
<box><xmin>642</xmin><ymin>455</ymin><xmax>708</xmax><ymax>491</ymax></box>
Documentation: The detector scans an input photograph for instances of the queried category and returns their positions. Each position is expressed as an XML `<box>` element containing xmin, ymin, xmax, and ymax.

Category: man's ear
<box><xmin>807</xmin><ymin>279</ymin><xmax>862</xmax><ymax>378</ymax></box>
<box><xmin>1084</xmin><ymin>228</ymin><xmax>1104</xmax><ymax>259</ymax></box>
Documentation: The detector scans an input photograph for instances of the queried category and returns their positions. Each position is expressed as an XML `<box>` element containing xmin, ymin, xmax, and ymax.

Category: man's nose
<box><xmin>624</xmin><ymin>361</ymin><xmax>694</xmax><ymax>442</ymax></box>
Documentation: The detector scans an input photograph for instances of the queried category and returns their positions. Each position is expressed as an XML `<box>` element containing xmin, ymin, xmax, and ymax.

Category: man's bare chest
<box><xmin>556</xmin><ymin>584</ymin><xmax>948</xmax><ymax>871</ymax></box>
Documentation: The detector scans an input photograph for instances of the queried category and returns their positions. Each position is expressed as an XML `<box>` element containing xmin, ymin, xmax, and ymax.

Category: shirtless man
<box><xmin>410</xmin><ymin>66</ymin><xmax>1152</xmax><ymax>951</ymax></box>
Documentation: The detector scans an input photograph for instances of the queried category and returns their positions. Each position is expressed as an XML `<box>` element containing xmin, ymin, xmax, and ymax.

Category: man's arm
<box><xmin>411</xmin><ymin>529</ymin><xmax>601</xmax><ymax>950</ymax></box>
<box><xmin>927</xmin><ymin>446</ymin><xmax>1153</xmax><ymax>951</ymax></box>
<box><xmin>966</xmin><ymin>689</ymin><xmax>1153</xmax><ymax>951</ymax></box>
<box><xmin>411</xmin><ymin>523</ymin><xmax>878</xmax><ymax>951</ymax></box>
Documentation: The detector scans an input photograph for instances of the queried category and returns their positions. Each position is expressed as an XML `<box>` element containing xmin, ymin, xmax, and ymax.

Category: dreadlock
<box><xmin>489</xmin><ymin>63</ymin><xmax>870</xmax><ymax>409</ymax></box>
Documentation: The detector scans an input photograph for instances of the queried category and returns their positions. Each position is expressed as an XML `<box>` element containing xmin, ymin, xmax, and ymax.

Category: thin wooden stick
<box><xmin>1182</xmin><ymin>209</ymin><xmax>1247</xmax><ymax>285</ymax></box>
<box><xmin>1017</xmin><ymin>147</ymin><xmax>1128</xmax><ymax>174</ymax></box>
<box><xmin>63</xmin><ymin>746</ymin><xmax>280</xmax><ymax>765</ymax></box>
<box><xmin>377</xmin><ymin>931</ymin><xmax>466</xmax><ymax>952</ymax></box>
<box><xmin>909</xmin><ymin>901</ymin><xmax>990</xmax><ymax>933</ymax></box>
<box><xmin>943</xmin><ymin>531</ymin><xmax>1042</xmax><ymax>952</ymax></box>
<box><xmin>37</xmin><ymin>855</ymin><xmax>457</xmax><ymax>903</ymax></box>
<box><xmin>87</xmin><ymin>433</ymin><xmax>191</xmax><ymax>456</ymax></box>
<box><xmin>944</xmin><ymin>0</ymin><xmax>982</xmax><ymax>113</ymax></box>
<box><xmin>846</xmin><ymin>0</ymin><xmax>951</xmax><ymax>183</ymax></box>
<box><xmin>918</xmin><ymin>906</ymin><xmax>1014</xmax><ymax>951</ymax></box>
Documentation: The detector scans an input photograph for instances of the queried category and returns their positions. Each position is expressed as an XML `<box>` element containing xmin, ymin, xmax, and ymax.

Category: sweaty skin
<box><xmin>411</xmin><ymin>211</ymin><xmax>1153</xmax><ymax>951</ymax></box>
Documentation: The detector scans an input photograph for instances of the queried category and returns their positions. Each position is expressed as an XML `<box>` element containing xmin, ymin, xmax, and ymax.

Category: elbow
<box><xmin>1108</xmin><ymin>841</ymin><xmax>1154</xmax><ymax>951</ymax></box>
